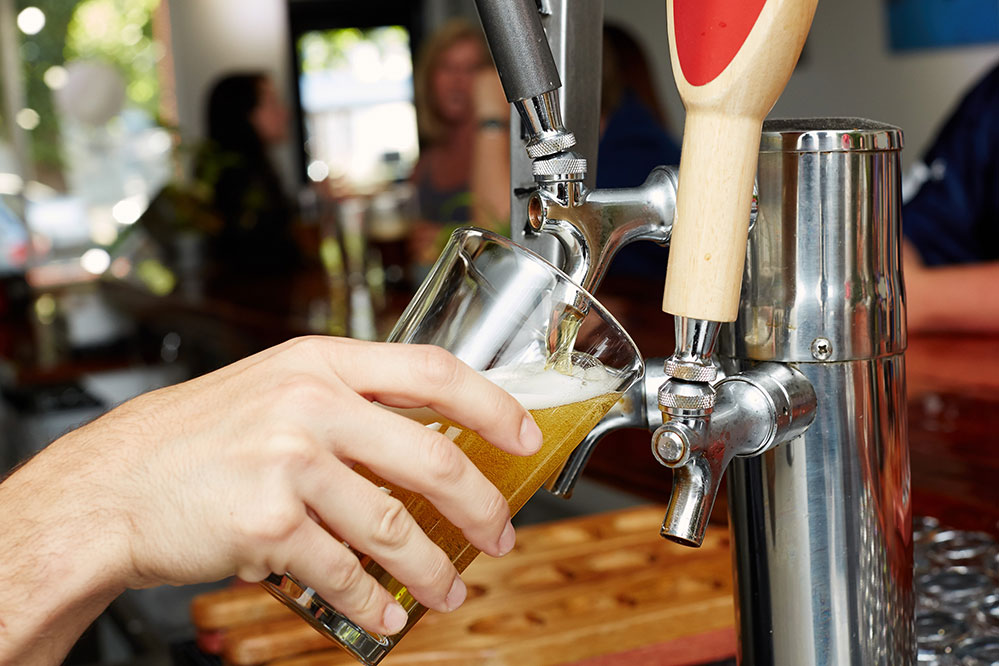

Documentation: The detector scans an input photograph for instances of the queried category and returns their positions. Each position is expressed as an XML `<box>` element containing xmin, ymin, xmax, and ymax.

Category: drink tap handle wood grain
<box><xmin>662</xmin><ymin>0</ymin><xmax>817</xmax><ymax>322</ymax></box>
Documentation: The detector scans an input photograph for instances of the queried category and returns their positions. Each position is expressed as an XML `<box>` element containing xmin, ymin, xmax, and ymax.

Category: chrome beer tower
<box><xmin>474</xmin><ymin>1</ymin><xmax>914</xmax><ymax>664</ymax></box>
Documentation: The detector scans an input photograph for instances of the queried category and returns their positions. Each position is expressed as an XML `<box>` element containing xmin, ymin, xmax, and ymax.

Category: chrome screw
<box><xmin>810</xmin><ymin>337</ymin><xmax>833</xmax><ymax>361</ymax></box>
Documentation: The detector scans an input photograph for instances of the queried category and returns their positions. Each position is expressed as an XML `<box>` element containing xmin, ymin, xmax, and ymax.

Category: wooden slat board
<box><xmin>192</xmin><ymin>506</ymin><xmax>735</xmax><ymax>666</ymax></box>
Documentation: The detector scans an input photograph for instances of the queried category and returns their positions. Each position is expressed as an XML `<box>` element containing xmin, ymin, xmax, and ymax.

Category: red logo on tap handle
<box><xmin>673</xmin><ymin>0</ymin><xmax>768</xmax><ymax>86</ymax></box>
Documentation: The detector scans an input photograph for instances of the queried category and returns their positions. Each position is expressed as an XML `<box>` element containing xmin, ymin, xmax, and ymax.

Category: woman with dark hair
<box><xmin>196</xmin><ymin>73</ymin><xmax>301</xmax><ymax>279</ymax></box>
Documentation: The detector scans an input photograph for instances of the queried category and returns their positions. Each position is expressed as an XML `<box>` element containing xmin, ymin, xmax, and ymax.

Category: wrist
<box><xmin>10</xmin><ymin>430</ymin><xmax>133</xmax><ymax>586</ymax></box>
<box><xmin>477</xmin><ymin>117</ymin><xmax>508</xmax><ymax>131</ymax></box>
<box><xmin>0</xmin><ymin>432</ymin><xmax>131</xmax><ymax>661</ymax></box>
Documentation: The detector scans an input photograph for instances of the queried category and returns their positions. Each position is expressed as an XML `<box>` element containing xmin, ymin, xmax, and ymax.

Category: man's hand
<box><xmin>0</xmin><ymin>337</ymin><xmax>541</xmax><ymax>663</ymax></box>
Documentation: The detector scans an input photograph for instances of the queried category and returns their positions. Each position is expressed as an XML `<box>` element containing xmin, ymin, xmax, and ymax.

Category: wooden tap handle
<box><xmin>662</xmin><ymin>0</ymin><xmax>816</xmax><ymax>322</ymax></box>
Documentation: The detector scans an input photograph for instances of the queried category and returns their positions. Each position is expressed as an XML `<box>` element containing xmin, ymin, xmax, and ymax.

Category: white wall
<box><xmin>166</xmin><ymin>0</ymin><xmax>297</xmax><ymax>185</ymax></box>
<box><xmin>604</xmin><ymin>0</ymin><xmax>999</xmax><ymax>169</ymax></box>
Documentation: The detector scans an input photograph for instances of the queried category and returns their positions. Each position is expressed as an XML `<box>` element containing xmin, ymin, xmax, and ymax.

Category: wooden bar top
<box><xmin>191</xmin><ymin>506</ymin><xmax>735</xmax><ymax>666</ymax></box>
<box><xmin>906</xmin><ymin>333</ymin><xmax>999</xmax><ymax>536</ymax></box>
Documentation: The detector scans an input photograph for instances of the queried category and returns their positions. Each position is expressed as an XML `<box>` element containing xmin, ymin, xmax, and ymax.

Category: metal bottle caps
<box><xmin>975</xmin><ymin>595</ymin><xmax>999</xmax><ymax>636</ymax></box>
<box><xmin>914</xmin><ymin>516</ymin><xmax>999</xmax><ymax>662</ymax></box>
<box><xmin>930</xmin><ymin>530</ymin><xmax>998</xmax><ymax>570</ymax></box>
<box><xmin>952</xmin><ymin>635</ymin><xmax>999</xmax><ymax>665</ymax></box>
<box><xmin>917</xmin><ymin>610</ymin><xmax>968</xmax><ymax>664</ymax></box>
<box><xmin>920</xmin><ymin>571</ymin><xmax>996</xmax><ymax>618</ymax></box>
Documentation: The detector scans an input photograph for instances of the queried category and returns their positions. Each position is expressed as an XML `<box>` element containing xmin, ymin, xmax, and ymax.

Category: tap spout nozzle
<box><xmin>657</xmin><ymin>420</ymin><xmax>725</xmax><ymax>546</ymax></box>
<box><xmin>655</xmin><ymin>363</ymin><xmax>817</xmax><ymax>547</ymax></box>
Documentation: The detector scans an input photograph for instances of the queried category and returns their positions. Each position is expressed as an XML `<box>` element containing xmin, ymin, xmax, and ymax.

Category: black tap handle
<box><xmin>473</xmin><ymin>0</ymin><xmax>561</xmax><ymax>102</ymax></box>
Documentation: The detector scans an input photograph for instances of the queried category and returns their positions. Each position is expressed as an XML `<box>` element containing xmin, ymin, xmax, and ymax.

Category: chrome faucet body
<box><xmin>528</xmin><ymin>166</ymin><xmax>677</xmax><ymax>291</ymax></box>
<box><xmin>720</xmin><ymin>119</ymin><xmax>912</xmax><ymax>663</ymax></box>
<box><xmin>473</xmin><ymin>1</ymin><xmax>913</xmax><ymax>662</ymax></box>
<box><xmin>655</xmin><ymin>360</ymin><xmax>817</xmax><ymax>547</ymax></box>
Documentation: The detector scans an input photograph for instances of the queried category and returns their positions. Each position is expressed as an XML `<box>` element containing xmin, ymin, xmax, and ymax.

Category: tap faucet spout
<box><xmin>545</xmin><ymin>358</ymin><xmax>669</xmax><ymax>498</ymax></box>
<box><xmin>655</xmin><ymin>362</ymin><xmax>817</xmax><ymax>546</ymax></box>
<box><xmin>527</xmin><ymin>166</ymin><xmax>678</xmax><ymax>293</ymax></box>
<box><xmin>655</xmin><ymin>418</ymin><xmax>721</xmax><ymax>546</ymax></box>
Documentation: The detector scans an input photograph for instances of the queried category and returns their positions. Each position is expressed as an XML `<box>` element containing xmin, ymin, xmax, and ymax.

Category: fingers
<box><xmin>298</xmin><ymin>457</ymin><xmax>467</xmax><ymax>613</ymax></box>
<box><xmin>324</xmin><ymin>342</ymin><xmax>543</xmax><ymax>456</ymax></box>
<box><xmin>330</xmin><ymin>398</ymin><xmax>515</xmax><ymax>558</ymax></box>
<box><xmin>276</xmin><ymin>519</ymin><xmax>411</xmax><ymax>636</ymax></box>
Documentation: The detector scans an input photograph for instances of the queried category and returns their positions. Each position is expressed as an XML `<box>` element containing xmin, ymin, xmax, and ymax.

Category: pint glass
<box><xmin>262</xmin><ymin>228</ymin><xmax>644</xmax><ymax>664</ymax></box>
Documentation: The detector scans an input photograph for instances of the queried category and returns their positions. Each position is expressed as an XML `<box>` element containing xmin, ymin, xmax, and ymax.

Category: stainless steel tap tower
<box><xmin>473</xmin><ymin>1</ymin><xmax>914</xmax><ymax>664</ymax></box>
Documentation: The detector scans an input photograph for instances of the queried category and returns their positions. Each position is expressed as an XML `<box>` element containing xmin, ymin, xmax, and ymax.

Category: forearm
<box><xmin>0</xmin><ymin>428</ymin><xmax>130</xmax><ymax>664</ymax></box>
<box><xmin>906</xmin><ymin>261</ymin><xmax>999</xmax><ymax>333</ymax></box>
<box><xmin>471</xmin><ymin>127</ymin><xmax>511</xmax><ymax>229</ymax></box>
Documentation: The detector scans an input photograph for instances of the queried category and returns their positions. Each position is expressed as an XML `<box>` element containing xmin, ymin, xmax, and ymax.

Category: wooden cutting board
<box><xmin>191</xmin><ymin>505</ymin><xmax>735</xmax><ymax>666</ymax></box>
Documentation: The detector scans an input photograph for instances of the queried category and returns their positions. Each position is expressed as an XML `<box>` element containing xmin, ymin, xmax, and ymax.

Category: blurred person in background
<box><xmin>195</xmin><ymin>73</ymin><xmax>304</xmax><ymax>286</ymax></box>
<box><xmin>902</xmin><ymin>59</ymin><xmax>999</xmax><ymax>333</ymax></box>
<box><xmin>597</xmin><ymin>23</ymin><xmax>681</xmax><ymax>190</ymax></box>
<box><xmin>597</xmin><ymin>23</ymin><xmax>681</xmax><ymax>285</ymax></box>
<box><xmin>408</xmin><ymin>19</ymin><xmax>510</xmax><ymax>271</ymax></box>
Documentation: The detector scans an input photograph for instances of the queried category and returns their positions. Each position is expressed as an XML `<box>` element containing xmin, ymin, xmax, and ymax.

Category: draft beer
<box><xmin>263</xmin><ymin>229</ymin><xmax>643</xmax><ymax>664</ymax></box>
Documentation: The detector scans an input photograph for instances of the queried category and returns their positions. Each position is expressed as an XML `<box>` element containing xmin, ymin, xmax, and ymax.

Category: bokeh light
<box><xmin>111</xmin><ymin>196</ymin><xmax>146</xmax><ymax>225</ymax></box>
<box><xmin>0</xmin><ymin>173</ymin><xmax>25</xmax><ymax>195</ymax></box>
<box><xmin>307</xmin><ymin>160</ymin><xmax>330</xmax><ymax>182</ymax></box>
<box><xmin>17</xmin><ymin>7</ymin><xmax>46</xmax><ymax>35</ymax></box>
<box><xmin>43</xmin><ymin>66</ymin><xmax>69</xmax><ymax>90</ymax></box>
<box><xmin>81</xmin><ymin>248</ymin><xmax>111</xmax><ymax>275</ymax></box>
<box><xmin>15</xmin><ymin>108</ymin><xmax>41</xmax><ymax>131</ymax></box>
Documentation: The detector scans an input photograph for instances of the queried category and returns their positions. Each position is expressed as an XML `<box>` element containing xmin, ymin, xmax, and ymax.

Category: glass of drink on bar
<box><xmin>261</xmin><ymin>228</ymin><xmax>644</xmax><ymax>664</ymax></box>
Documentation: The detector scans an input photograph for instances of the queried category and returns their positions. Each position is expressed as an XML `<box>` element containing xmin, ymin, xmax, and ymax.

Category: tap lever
<box><xmin>662</xmin><ymin>0</ymin><xmax>817</xmax><ymax>323</ymax></box>
<box><xmin>474</xmin><ymin>0</ymin><xmax>579</xmax><ymax>164</ymax></box>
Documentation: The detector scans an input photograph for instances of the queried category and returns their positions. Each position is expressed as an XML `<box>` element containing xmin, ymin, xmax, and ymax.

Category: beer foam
<box><xmin>481</xmin><ymin>360</ymin><xmax>621</xmax><ymax>410</ymax></box>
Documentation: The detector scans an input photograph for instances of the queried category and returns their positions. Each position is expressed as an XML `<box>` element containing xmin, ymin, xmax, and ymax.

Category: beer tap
<box><xmin>472</xmin><ymin>0</ymin><xmax>812</xmax><ymax>520</ymax></box>
<box><xmin>653</xmin><ymin>0</ymin><xmax>817</xmax><ymax>545</ymax></box>
<box><xmin>477</xmin><ymin>2</ymin><xmax>915</xmax><ymax>662</ymax></box>
<box><xmin>474</xmin><ymin>0</ymin><xmax>678</xmax><ymax>294</ymax></box>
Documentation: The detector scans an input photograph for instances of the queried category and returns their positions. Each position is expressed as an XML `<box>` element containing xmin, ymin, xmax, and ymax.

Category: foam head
<box><xmin>481</xmin><ymin>360</ymin><xmax>621</xmax><ymax>410</ymax></box>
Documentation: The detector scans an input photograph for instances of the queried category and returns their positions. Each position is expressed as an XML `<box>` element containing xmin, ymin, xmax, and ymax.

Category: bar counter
<box><xmin>191</xmin><ymin>506</ymin><xmax>737</xmax><ymax>666</ymax></box>
<box><xmin>10</xmin><ymin>278</ymin><xmax>993</xmax><ymax>663</ymax></box>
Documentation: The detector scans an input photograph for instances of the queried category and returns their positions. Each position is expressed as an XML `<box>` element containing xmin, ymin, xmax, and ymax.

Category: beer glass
<box><xmin>262</xmin><ymin>228</ymin><xmax>644</xmax><ymax>664</ymax></box>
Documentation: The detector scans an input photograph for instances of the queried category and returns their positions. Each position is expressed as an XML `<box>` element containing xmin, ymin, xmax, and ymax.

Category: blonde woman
<box><xmin>409</xmin><ymin>19</ymin><xmax>510</xmax><ymax>267</ymax></box>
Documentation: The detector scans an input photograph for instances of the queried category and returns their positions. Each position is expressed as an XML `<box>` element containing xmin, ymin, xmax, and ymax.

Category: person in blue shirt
<box><xmin>902</xmin><ymin>60</ymin><xmax>999</xmax><ymax>332</ymax></box>
<box><xmin>597</xmin><ymin>24</ymin><xmax>682</xmax><ymax>283</ymax></box>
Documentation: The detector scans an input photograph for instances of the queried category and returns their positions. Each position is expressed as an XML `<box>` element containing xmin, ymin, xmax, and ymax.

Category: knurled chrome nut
<box><xmin>532</xmin><ymin>157</ymin><xmax>588</xmax><ymax>177</ymax></box>
<box><xmin>657</xmin><ymin>388</ymin><xmax>716</xmax><ymax>411</ymax></box>
<box><xmin>664</xmin><ymin>358</ymin><xmax>718</xmax><ymax>383</ymax></box>
<box><xmin>526</xmin><ymin>132</ymin><xmax>577</xmax><ymax>158</ymax></box>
